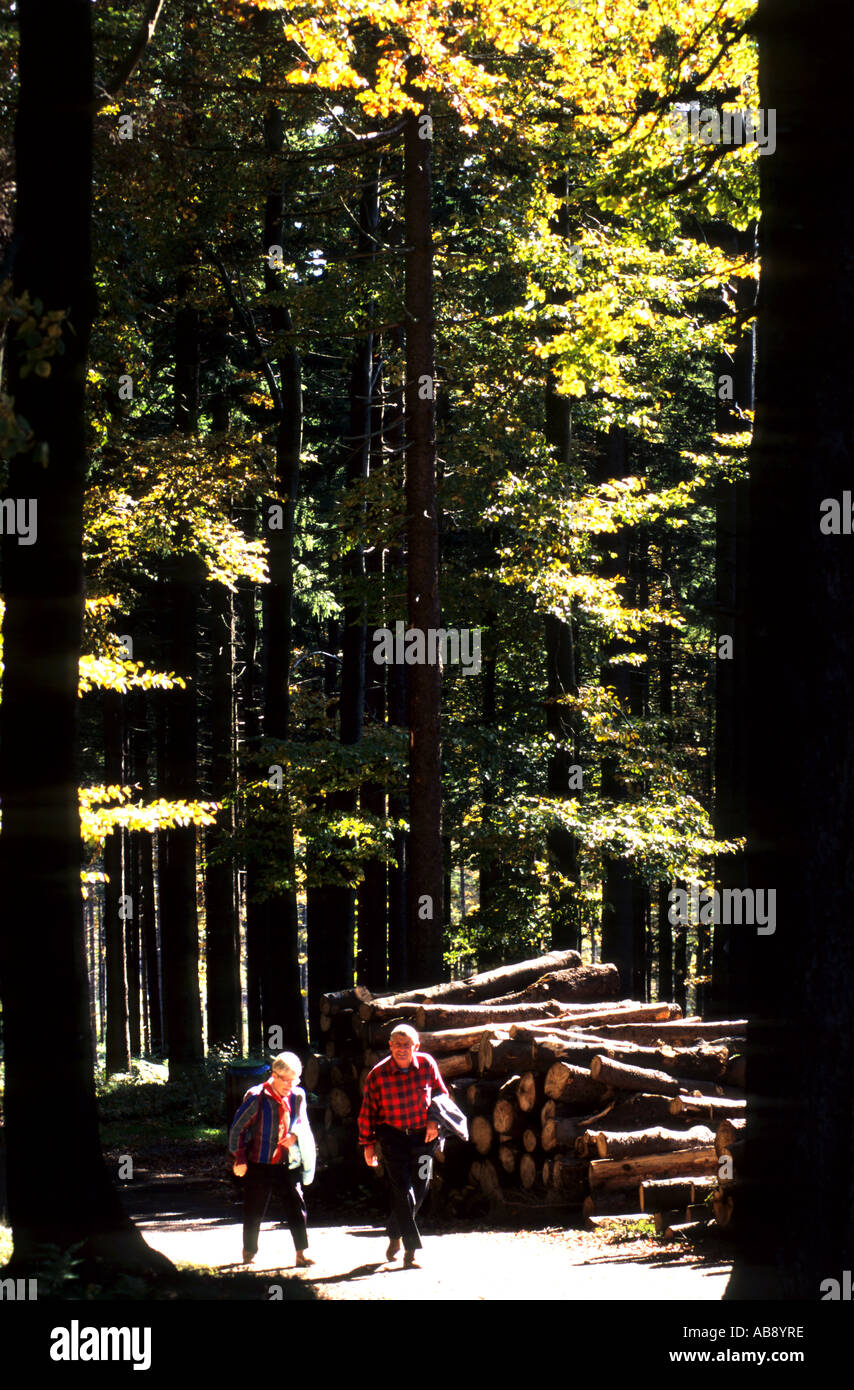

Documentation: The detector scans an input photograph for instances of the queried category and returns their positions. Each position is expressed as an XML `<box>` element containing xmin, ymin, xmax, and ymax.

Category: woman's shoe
<box><xmin>295</xmin><ymin>1251</ymin><xmax>314</xmax><ymax>1267</ymax></box>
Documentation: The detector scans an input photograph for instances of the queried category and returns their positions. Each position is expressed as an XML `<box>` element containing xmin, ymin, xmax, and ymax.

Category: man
<box><xmin>229</xmin><ymin>1051</ymin><xmax>316</xmax><ymax>1268</ymax></box>
<box><xmin>358</xmin><ymin>1023</ymin><xmax>448</xmax><ymax>1268</ymax></box>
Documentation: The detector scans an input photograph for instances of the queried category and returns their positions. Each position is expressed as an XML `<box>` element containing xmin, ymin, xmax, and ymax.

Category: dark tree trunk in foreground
<box><xmin>0</xmin><ymin>0</ymin><xmax>168</xmax><ymax>1272</ymax></box>
<box><xmin>404</xmin><ymin>105</ymin><xmax>443</xmax><ymax>980</ymax></box>
<box><xmin>726</xmin><ymin>0</ymin><xmax>854</xmax><ymax>1296</ymax></box>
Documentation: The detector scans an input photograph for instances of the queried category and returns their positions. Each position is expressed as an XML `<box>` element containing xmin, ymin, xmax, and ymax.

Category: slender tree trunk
<box><xmin>322</xmin><ymin>171</ymin><xmax>379</xmax><ymax>984</ymax></box>
<box><xmin>259</xmin><ymin>141</ymin><xmax>306</xmax><ymax>1049</ymax></box>
<box><xmin>239</xmin><ymin>563</ymin><xmax>264</xmax><ymax>1056</ymax></box>
<box><xmin>0</xmin><ymin>0</ymin><xmax>168</xmax><ymax>1272</ymax></box>
<box><xmin>103</xmin><ymin>690</ymin><xmax>130</xmax><ymax>1075</ymax></box>
<box><xmin>403</xmin><ymin>105</ymin><xmax>443</xmax><ymax>980</ymax></box>
<box><xmin>710</xmin><ymin>225</ymin><xmax>755</xmax><ymax>1019</ymax></box>
<box><xmin>130</xmin><ymin>693</ymin><xmax>162</xmax><ymax>1057</ymax></box>
<box><xmin>358</xmin><ymin>343</ymin><xmax>388</xmax><ymax>990</ymax></box>
<box><xmin>205</xmin><ymin>580</ymin><xmax>241</xmax><ymax>1048</ymax></box>
<box><xmin>599</xmin><ymin>426</ymin><xmax>644</xmax><ymax>991</ymax></box>
<box><xmin>384</xmin><ymin>326</ymin><xmax>408</xmax><ymax>987</ymax></box>
<box><xmin>159</xmin><ymin>285</ymin><xmax>204</xmax><ymax>1079</ymax></box>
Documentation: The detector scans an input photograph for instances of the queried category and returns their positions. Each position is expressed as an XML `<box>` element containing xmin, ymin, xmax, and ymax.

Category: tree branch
<box><xmin>96</xmin><ymin>0</ymin><xmax>168</xmax><ymax>108</ymax></box>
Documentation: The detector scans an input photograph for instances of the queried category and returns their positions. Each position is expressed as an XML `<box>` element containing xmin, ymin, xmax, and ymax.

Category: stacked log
<box><xmin>310</xmin><ymin>954</ymin><xmax>747</xmax><ymax>1222</ymax></box>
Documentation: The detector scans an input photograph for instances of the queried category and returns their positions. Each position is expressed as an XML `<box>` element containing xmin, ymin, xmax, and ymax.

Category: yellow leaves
<box><xmin>81</xmin><ymin>789</ymin><xmax>220</xmax><ymax>846</ymax></box>
<box><xmin>78</xmin><ymin>654</ymin><xmax>186</xmax><ymax>695</ymax></box>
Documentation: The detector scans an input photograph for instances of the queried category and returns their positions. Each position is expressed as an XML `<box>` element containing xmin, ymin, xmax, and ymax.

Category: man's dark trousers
<box><xmin>243</xmin><ymin>1160</ymin><xmax>308</xmax><ymax>1256</ymax></box>
<box><xmin>377</xmin><ymin>1124</ymin><xmax>438</xmax><ymax>1251</ymax></box>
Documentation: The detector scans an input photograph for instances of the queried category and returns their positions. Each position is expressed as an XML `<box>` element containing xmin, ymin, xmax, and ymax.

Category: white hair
<box><xmin>271</xmin><ymin>1051</ymin><xmax>302</xmax><ymax>1079</ymax></box>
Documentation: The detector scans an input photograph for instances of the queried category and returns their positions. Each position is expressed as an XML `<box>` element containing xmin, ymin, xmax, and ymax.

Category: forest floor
<box><xmin>115</xmin><ymin>1140</ymin><xmax>733</xmax><ymax>1301</ymax></box>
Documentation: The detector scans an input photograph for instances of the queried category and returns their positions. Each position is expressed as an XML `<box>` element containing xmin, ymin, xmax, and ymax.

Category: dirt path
<box><xmin>125</xmin><ymin>1182</ymin><xmax>732</xmax><ymax>1301</ymax></box>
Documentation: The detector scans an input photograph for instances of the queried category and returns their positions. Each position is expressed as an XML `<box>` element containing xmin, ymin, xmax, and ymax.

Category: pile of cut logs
<box><xmin>305</xmin><ymin>949</ymin><xmax>746</xmax><ymax>1232</ymax></box>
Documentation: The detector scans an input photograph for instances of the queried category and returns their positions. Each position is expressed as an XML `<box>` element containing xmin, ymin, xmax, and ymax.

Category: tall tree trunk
<box><xmin>598</xmin><ymin>426</ymin><xmax>644</xmax><ymax>992</ymax></box>
<box><xmin>321</xmin><ymin>171</ymin><xmax>379</xmax><ymax>985</ymax></box>
<box><xmin>358</xmin><ymin>343</ymin><xmax>388</xmax><ymax>990</ymax></box>
<box><xmin>544</xmin><ymin>171</ymin><xmax>581</xmax><ymax>952</ymax></box>
<box><xmin>384</xmin><ymin>326</ymin><xmax>408</xmax><ymax>987</ymax></box>
<box><xmin>0</xmin><ymin>0</ymin><xmax>168</xmax><ymax>1272</ymax></box>
<box><xmin>710</xmin><ymin>225</ymin><xmax>755</xmax><ymax>1020</ymax></box>
<box><xmin>204</xmin><ymin>328</ymin><xmax>242</xmax><ymax>1050</ymax></box>
<box><xmin>130</xmin><ymin>692</ymin><xmax>162</xmax><ymax>1057</ymax></box>
<box><xmin>727</xmin><ymin>0</ymin><xmax>854</xmax><ymax>1296</ymax></box>
<box><xmin>239</xmin><ymin>562</ymin><xmax>264</xmax><ymax>1055</ymax></box>
<box><xmin>259</xmin><ymin>138</ymin><xmax>306</xmax><ymax>1050</ymax></box>
<box><xmin>403</xmin><ymin>104</ymin><xmax>443</xmax><ymax>980</ymax></box>
<box><xmin>159</xmin><ymin>285</ymin><xmax>204</xmax><ymax>1079</ymax></box>
<box><xmin>103</xmin><ymin>690</ymin><xmax>130</xmax><ymax>1075</ymax></box>
<box><xmin>125</xmin><ymin>829</ymin><xmax>141</xmax><ymax>1058</ymax></box>
<box><xmin>205</xmin><ymin>580</ymin><xmax>241</xmax><ymax>1049</ymax></box>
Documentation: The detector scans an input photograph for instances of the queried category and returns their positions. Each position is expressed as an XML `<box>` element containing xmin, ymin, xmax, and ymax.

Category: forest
<box><xmin>0</xmin><ymin>0</ymin><xmax>852</xmax><ymax>1325</ymax></box>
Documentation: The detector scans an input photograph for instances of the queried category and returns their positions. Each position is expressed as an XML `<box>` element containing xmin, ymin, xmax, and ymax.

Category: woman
<box><xmin>228</xmin><ymin>1051</ymin><xmax>317</xmax><ymax>1268</ymax></box>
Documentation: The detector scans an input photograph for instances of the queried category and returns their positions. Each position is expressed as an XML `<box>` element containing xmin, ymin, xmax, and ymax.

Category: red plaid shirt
<box><xmin>358</xmin><ymin>1051</ymin><xmax>448</xmax><ymax>1145</ymax></box>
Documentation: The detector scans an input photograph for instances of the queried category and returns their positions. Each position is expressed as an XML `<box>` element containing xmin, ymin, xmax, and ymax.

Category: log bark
<box><xmin>358</xmin><ymin>1000</ymin><xmax>424</xmax><ymax>1024</ymax></box>
<box><xmin>595</xmin><ymin>1019</ymin><xmax>746</xmax><ymax>1044</ymax></box>
<box><xmin>589</xmin><ymin>1055</ymin><xmax>683</xmax><ymax>1095</ymax></box>
<box><xmin>492</xmin><ymin>1076</ymin><xmax>522</xmax><ymax>1133</ymax></box>
<box><xmin>715</xmin><ymin>1117</ymin><xmax>746</xmax><ymax>1157</ymax></box>
<box><xmin>478</xmin><ymin>1036</ymin><xmax>535</xmax><ymax>1076</ymax></box>
<box><xmin>587</xmin><ymin>1124</ymin><xmax>715</xmax><ymax>1161</ymax></box>
<box><xmin>544</xmin><ymin>1061</ymin><xmax>612</xmax><ymax>1107</ymax></box>
<box><xmin>386</xmin><ymin>949</ymin><xmax>582</xmax><ymax>1004</ymax></box>
<box><xmin>516</xmin><ymin>1071</ymin><xmax>544</xmax><ymax>1113</ymax></box>
<box><xmin>603</xmin><ymin>1093</ymin><xmax>686</xmax><ymax>1130</ymax></box>
<box><xmin>417</xmin><ymin>1025</ymin><xmax>494</xmax><ymax>1054</ymax></box>
<box><xmin>437</xmin><ymin>1052</ymin><xmax>474</xmax><ymax>1080</ymax></box>
<box><xmin>589</xmin><ymin>1146</ymin><xmax>718</xmax><ymax>1194</ymax></box>
<box><xmin>494</xmin><ymin>963</ymin><xmax>618</xmax><ymax>1007</ymax></box>
<box><xmin>553</xmin><ymin>1002</ymin><xmax>681</xmax><ymax>1028</ymax></box>
<box><xmin>388</xmin><ymin>1000</ymin><xmax>565</xmax><ymax>1029</ymax></box>
<box><xmin>669</xmin><ymin>1094</ymin><xmax>746</xmax><ymax>1121</ymax></box>
<box><xmin>320</xmin><ymin>986</ymin><xmax>372</xmax><ymax>1016</ymax></box>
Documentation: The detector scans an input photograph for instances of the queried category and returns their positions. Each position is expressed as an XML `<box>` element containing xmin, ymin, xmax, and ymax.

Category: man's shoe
<box><xmin>242</xmin><ymin>1250</ymin><xmax>255</xmax><ymax>1264</ymax></box>
<box><xmin>403</xmin><ymin>1250</ymin><xmax>420</xmax><ymax>1269</ymax></box>
<box><xmin>385</xmin><ymin>1238</ymin><xmax>401</xmax><ymax>1261</ymax></box>
<box><xmin>295</xmin><ymin>1252</ymin><xmax>314</xmax><ymax>1268</ymax></box>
